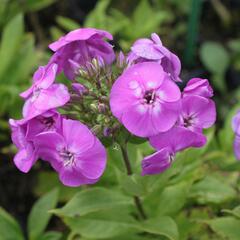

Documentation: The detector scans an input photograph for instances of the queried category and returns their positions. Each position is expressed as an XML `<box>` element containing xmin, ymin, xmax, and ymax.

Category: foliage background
<box><xmin>0</xmin><ymin>0</ymin><xmax>240</xmax><ymax>239</ymax></box>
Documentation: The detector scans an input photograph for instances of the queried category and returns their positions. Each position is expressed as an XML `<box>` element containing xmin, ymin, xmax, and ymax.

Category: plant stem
<box><xmin>120</xmin><ymin>144</ymin><xmax>147</xmax><ymax>220</ymax></box>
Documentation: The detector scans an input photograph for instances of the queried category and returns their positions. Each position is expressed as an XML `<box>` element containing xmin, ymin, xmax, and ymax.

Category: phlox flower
<box><xmin>110</xmin><ymin>62</ymin><xmax>181</xmax><ymax>137</ymax></box>
<box><xmin>127</xmin><ymin>33</ymin><xmax>181</xmax><ymax>82</ymax></box>
<box><xmin>48</xmin><ymin>28</ymin><xmax>115</xmax><ymax>80</ymax></box>
<box><xmin>9</xmin><ymin>111</ymin><xmax>62</xmax><ymax>173</ymax></box>
<box><xmin>34</xmin><ymin>119</ymin><xmax>107</xmax><ymax>187</ymax></box>
<box><xmin>232</xmin><ymin>111</ymin><xmax>240</xmax><ymax>160</ymax></box>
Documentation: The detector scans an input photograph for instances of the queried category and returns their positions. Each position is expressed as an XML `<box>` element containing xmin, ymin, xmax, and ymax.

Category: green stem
<box><xmin>120</xmin><ymin>144</ymin><xmax>147</xmax><ymax>220</ymax></box>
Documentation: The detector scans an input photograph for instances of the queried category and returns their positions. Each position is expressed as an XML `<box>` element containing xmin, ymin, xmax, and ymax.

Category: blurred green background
<box><xmin>1</xmin><ymin>0</ymin><xmax>240</xmax><ymax>240</ymax></box>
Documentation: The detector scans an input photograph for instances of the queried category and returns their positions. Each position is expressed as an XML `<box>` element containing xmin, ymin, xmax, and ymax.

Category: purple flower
<box><xmin>48</xmin><ymin>28</ymin><xmax>115</xmax><ymax>80</ymax></box>
<box><xmin>127</xmin><ymin>33</ymin><xmax>181</xmax><ymax>82</ymax></box>
<box><xmin>20</xmin><ymin>64</ymin><xmax>57</xmax><ymax>99</ymax></box>
<box><xmin>143</xmin><ymin>126</ymin><xmax>206</xmax><ymax>176</ymax></box>
<box><xmin>110</xmin><ymin>62</ymin><xmax>181</xmax><ymax>137</ymax></box>
<box><xmin>34</xmin><ymin>119</ymin><xmax>107</xmax><ymax>187</ymax></box>
<box><xmin>144</xmin><ymin>94</ymin><xmax>216</xmax><ymax>176</ymax></box>
<box><xmin>232</xmin><ymin>111</ymin><xmax>240</xmax><ymax>160</ymax></box>
<box><xmin>142</xmin><ymin>148</ymin><xmax>172</xmax><ymax>175</ymax></box>
<box><xmin>22</xmin><ymin>83</ymin><xmax>70</xmax><ymax>120</ymax></box>
<box><xmin>178</xmin><ymin>95</ymin><xmax>216</xmax><ymax>132</ymax></box>
<box><xmin>9</xmin><ymin>111</ymin><xmax>62</xmax><ymax>173</ymax></box>
<box><xmin>183</xmin><ymin>78</ymin><xmax>213</xmax><ymax>98</ymax></box>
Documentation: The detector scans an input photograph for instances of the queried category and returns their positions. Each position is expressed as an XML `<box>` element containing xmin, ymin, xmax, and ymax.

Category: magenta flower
<box><xmin>48</xmin><ymin>28</ymin><xmax>115</xmax><ymax>80</ymax></box>
<box><xmin>22</xmin><ymin>83</ymin><xmax>70</xmax><ymax>120</ymax></box>
<box><xmin>127</xmin><ymin>33</ymin><xmax>181</xmax><ymax>82</ymax></box>
<box><xmin>20</xmin><ymin>63</ymin><xmax>57</xmax><ymax>99</ymax></box>
<box><xmin>232</xmin><ymin>111</ymin><xmax>240</xmax><ymax>160</ymax></box>
<box><xmin>110</xmin><ymin>62</ymin><xmax>181</xmax><ymax>137</ymax></box>
<box><xmin>34</xmin><ymin>119</ymin><xmax>107</xmax><ymax>187</ymax></box>
<box><xmin>178</xmin><ymin>95</ymin><xmax>216</xmax><ymax>133</ymax></box>
<box><xmin>9</xmin><ymin>111</ymin><xmax>62</xmax><ymax>173</ymax></box>
<box><xmin>183</xmin><ymin>78</ymin><xmax>213</xmax><ymax>98</ymax></box>
<box><xmin>143</xmin><ymin>126</ymin><xmax>207</xmax><ymax>175</ymax></box>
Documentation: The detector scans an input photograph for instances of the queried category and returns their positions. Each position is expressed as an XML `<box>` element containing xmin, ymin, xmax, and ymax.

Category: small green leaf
<box><xmin>56</xmin><ymin>16</ymin><xmax>80</xmax><ymax>31</ymax></box>
<box><xmin>51</xmin><ymin>187</ymin><xmax>132</xmax><ymax>218</ymax></box>
<box><xmin>140</xmin><ymin>216</ymin><xmax>179</xmax><ymax>240</ymax></box>
<box><xmin>222</xmin><ymin>205</ymin><xmax>240</xmax><ymax>219</ymax></box>
<box><xmin>38</xmin><ymin>231</ymin><xmax>62</xmax><ymax>240</ymax></box>
<box><xmin>205</xmin><ymin>217</ymin><xmax>240</xmax><ymax>240</ymax></box>
<box><xmin>190</xmin><ymin>176</ymin><xmax>236</xmax><ymax>204</ymax></box>
<box><xmin>156</xmin><ymin>182</ymin><xmax>190</xmax><ymax>216</ymax></box>
<box><xmin>0</xmin><ymin>14</ymin><xmax>24</xmax><ymax>78</ymax></box>
<box><xmin>25</xmin><ymin>0</ymin><xmax>57</xmax><ymax>12</ymax></box>
<box><xmin>200</xmin><ymin>42</ymin><xmax>230</xmax><ymax>74</ymax></box>
<box><xmin>65</xmin><ymin>209</ymin><xmax>139</xmax><ymax>239</ymax></box>
<box><xmin>0</xmin><ymin>207</ymin><xmax>24</xmax><ymax>240</ymax></box>
<box><xmin>28</xmin><ymin>188</ymin><xmax>59</xmax><ymax>240</ymax></box>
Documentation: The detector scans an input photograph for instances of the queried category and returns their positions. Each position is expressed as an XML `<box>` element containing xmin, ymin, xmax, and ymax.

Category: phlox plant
<box><xmin>9</xmin><ymin>27</ymin><xmax>218</xmax><ymax>237</ymax></box>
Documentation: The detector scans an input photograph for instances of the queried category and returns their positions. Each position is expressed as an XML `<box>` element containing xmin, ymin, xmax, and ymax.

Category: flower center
<box><xmin>41</xmin><ymin>117</ymin><xmax>55</xmax><ymax>130</ymax></box>
<box><xmin>183</xmin><ymin>116</ymin><xmax>194</xmax><ymax>128</ymax></box>
<box><xmin>144</xmin><ymin>90</ymin><xmax>156</xmax><ymax>104</ymax></box>
<box><xmin>59</xmin><ymin>149</ymin><xmax>75</xmax><ymax>168</ymax></box>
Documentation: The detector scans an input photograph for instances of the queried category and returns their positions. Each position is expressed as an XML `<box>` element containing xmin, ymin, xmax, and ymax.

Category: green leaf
<box><xmin>28</xmin><ymin>188</ymin><xmax>59</xmax><ymax>240</ymax></box>
<box><xmin>222</xmin><ymin>205</ymin><xmax>240</xmax><ymax>219</ymax></box>
<box><xmin>190</xmin><ymin>176</ymin><xmax>236</xmax><ymax>204</ymax></box>
<box><xmin>205</xmin><ymin>217</ymin><xmax>240</xmax><ymax>240</ymax></box>
<box><xmin>65</xmin><ymin>209</ymin><xmax>139</xmax><ymax>239</ymax></box>
<box><xmin>200</xmin><ymin>42</ymin><xmax>230</xmax><ymax>74</ymax></box>
<box><xmin>38</xmin><ymin>231</ymin><xmax>62</xmax><ymax>240</ymax></box>
<box><xmin>25</xmin><ymin>0</ymin><xmax>57</xmax><ymax>12</ymax></box>
<box><xmin>56</xmin><ymin>16</ymin><xmax>80</xmax><ymax>31</ymax></box>
<box><xmin>51</xmin><ymin>187</ymin><xmax>132</xmax><ymax>218</ymax></box>
<box><xmin>156</xmin><ymin>182</ymin><xmax>190</xmax><ymax>216</ymax></box>
<box><xmin>200</xmin><ymin>42</ymin><xmax>229</xmax><ymax>92</ymax></box>
<box><xmin>0</xmin><ymin>207</ymin><xmax>24</xmax><ymax>240</ymax></box>
<box><xmin>0</xmin><ymin>14</ymin><xmax>24</xmax><ymax>78</ymax></box>
<box><xmin>140</xmin><ymin>216</ymin><xmax>179</xmax><ymax>240</ymax></box>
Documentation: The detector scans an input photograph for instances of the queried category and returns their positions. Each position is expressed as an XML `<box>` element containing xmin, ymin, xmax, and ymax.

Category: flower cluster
<box><xmin>9</xmin><ymin>28</ymin><xmax>216</xmax><ymax>186</ymax></box>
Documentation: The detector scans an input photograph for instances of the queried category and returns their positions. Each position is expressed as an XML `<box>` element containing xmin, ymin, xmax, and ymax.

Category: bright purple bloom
<box><xmin>232</xmin><ymin>111</ymin><xmax>240</xmax><ymax>136</ymax></box>
<box><xmin>9</xmin><ymin>111</ymin><xmax>62</xmax><ymax>173</ymax></box>
<box><xmin>142</xmin><ymin>148</ymin><xmax>172</xmax><ymax>175</ymax></box>
<box><xmin>34</xmin><ymin>119</ymin><xmax>107</xmax><ymax>187</ymax></box>
<box><xmin>22</xmin><ymin>83</ymin><xmax>70</xmax><ymax>120</ymax></box>
<box><xmin>183</xmin><ymin>78</ymin><xmax>213</xmax><ymax>98</ymax></box>
<box><xmin>20</xmin><ymin>64</ymin><xmax>57</xmax><ymax>99</ymax></box>
<box><xmin>143</xmin><ymin>126</ymin><xmax>207</xmax><ymax>176</ymax></box>
<box><xmin>178</xmin><ymin>95</ymin><xmax>216</xmax><ymax>133</ymax></box>
<box><xmin>127</xmin><ymin>33</ymin><xmax>181</xmax><ymax>82</ymax></box>
<box><xmin>110</xmin><ymin>62</ymin><xmax>181</xmax><ymax>137</ymax></box>
<box><xmin>232</xmin><ymin>111</ymin><xmax>240</xmax><ymax>160</ymax></box>
<box><xmin>48</xmin><ymin>28</ymin><xmax>115</xmax><ymax>80</ymax></box>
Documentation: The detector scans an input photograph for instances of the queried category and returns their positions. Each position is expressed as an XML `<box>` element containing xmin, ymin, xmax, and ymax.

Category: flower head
<box><xmin>110</xmin><ymin>62</ymin><xmax>181</xmax><ymax>137</ymax></box>
<box><xmin>48</xmin><ymin>28</ymin><xmax>115</xmax><ymax>80</ymax></box>
<box><xmin>127</xmin><ymin>33</ymin><xmax>181</xmax><ymax>82</ymax></box>
<box><xmin>34</xmin><ymin>119</ymin><xmax>107</xmax><ymax>187</ymax></box>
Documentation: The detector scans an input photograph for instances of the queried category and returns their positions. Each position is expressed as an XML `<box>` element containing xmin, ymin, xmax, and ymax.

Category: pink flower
<box><xmin>9</xmin><ymin>111</ymin><xmax>62</xmax><ymax>173</ymax></box>
<box><xmin>127</xmin><ymin>33</ymin><xmax>181</xmax><ymax>82</ymax></box>
<box><xmin>110</xmin><ymin>62</ymin><xmax>181</xmax><ymax>137</ymax></box>
<box><xmin>48</xmin><ymin>28</ymin><xmax>115</xmax><ymax>80</ymax></box>
<box><xmin>232</xmin><ymin>111</ymin><xmax>240</xmax><ymax>160</ymax></box>
<box><xmin>183</xmin><ymin>78</ymin><xmax>213</xmax><ymax>98</ymax></box>
<box><xmin>143</xmin><ymin>126</ymin><xmax>206</xmax><ymax>176</ymax></box>
<box><xmin>34</xmin><ymin>119</ymin><xmax>107</xmax><ymax>187</ymax></box>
